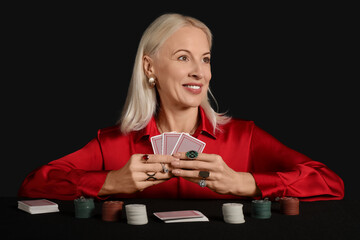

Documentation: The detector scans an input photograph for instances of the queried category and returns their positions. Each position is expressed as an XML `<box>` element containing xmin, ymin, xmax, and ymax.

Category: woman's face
<box><xmin>151</xmin><ymin>26</ymin><xmax>211</xmax><ymax>110</ymax></box>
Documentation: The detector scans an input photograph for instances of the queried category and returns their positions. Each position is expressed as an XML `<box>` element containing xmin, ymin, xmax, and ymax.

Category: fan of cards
<box><xmin>151</xmin><ymin>132</ymin><xmax>206</xmax><ymax>155</ymax></box>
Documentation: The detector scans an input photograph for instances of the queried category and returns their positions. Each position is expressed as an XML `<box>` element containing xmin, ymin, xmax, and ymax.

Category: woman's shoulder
<box><xmin>216</xmin><ymin>117</ymin><xmax>256</xmax><ymax>137</ymax></box>
<box><xmin>97</xmin><ymin>125</ymin><xmax>126</xmax><ymax>140</ymax></box>
<box><xmin>221</xmin><ymin>117</ymin><xmax>255</xmax><ymax>130</ymax></box>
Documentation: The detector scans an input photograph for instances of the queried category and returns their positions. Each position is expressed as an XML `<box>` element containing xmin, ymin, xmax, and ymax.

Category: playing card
<box><xmin>150</xmin><ymin>134</ymin><xmax>163</xmax><ymax>154</ymax></box>
<box><xmin>171</xmin><ymin>133</ymin><xmax>206</xmax><ymax>155</ymax></box>
<box><xmin>162</xmin><ymin>132</ymin><xmax>181</xmax><ymax>155</ymax></box>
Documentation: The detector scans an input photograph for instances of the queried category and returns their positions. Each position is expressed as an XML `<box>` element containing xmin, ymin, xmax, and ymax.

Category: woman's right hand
<box><xmin>98</xmin><ymin>154</ymin><xmax>177</xmax><ymax>196</ymax></box>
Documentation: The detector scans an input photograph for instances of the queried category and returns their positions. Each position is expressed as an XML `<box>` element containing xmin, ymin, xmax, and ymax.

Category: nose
<box><xmin>188</xmin><ymin>62</ymin><xmax>204</xmax><ymax>80</ymax></box>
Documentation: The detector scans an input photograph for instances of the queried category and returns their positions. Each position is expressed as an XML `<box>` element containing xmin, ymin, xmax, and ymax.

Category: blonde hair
<box><xmin>119</xmin><ymin>13</ymin><xmax>230</xmax><ymax>134</ymax></box>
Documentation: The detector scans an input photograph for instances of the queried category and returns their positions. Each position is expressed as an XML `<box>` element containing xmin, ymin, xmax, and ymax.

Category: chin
<box><xmin>181</xmin><ymin>100</ymin><xmax>202</xmax><ymax>108</ymax></box>
<box><xmin>177</xmin><ymin>94</ymin><xmax>206</xmax><ymax>109</ymax></box>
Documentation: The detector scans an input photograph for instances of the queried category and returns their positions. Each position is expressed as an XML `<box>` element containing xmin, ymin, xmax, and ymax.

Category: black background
<box><xmin>2</xmin><ymin>3</ymin><xmax>358</xmax><ymax>199</ymax></box>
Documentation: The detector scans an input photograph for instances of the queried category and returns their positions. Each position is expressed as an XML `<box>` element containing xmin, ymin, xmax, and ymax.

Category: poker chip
<box><xmin>251</xmin><ymin>199</ymin><xmax>271</xmax><ymax>219</ymax></box>
<box><xmin>73</xmin><ymin>197</ymin><xmax>95</xmax><ymax>219</ymax></box>
<box><xmin>222</xmin><ymin>203</ymin><xmax>245</xmax><ymax>224</ymax></box>
<box><xmin>125</xmin><ymin>204</ymin><xmax>148</xmax><ymax>225</ymax></box>
<box><xmin>102</xmin><ymin>201</ymin><xmax>124</xmax><ymax>222</ymax></box>
<box><xmin>279</xmin><ymin>197</ymin><xmax>300</xmax><ymax>215</ymax></box>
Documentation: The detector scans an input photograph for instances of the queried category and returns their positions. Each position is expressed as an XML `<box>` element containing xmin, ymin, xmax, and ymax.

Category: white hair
<box><xmin>119</xmin><ymin>13</ymin><xmax>230</xmax><ymax>134</ymax></box>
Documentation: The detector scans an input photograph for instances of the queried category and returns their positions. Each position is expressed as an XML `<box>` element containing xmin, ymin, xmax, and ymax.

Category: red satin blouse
<box><xmin>18</xmin><ymin>108</ymin><xmax>344</xmax><ymax>201</ymax></box>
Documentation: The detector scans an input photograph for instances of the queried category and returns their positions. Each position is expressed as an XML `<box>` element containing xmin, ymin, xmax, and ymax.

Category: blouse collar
<box><xmin>134</xmin><ymin>107</ymin><xmax>217</xmax><ymax>142</ymax></box>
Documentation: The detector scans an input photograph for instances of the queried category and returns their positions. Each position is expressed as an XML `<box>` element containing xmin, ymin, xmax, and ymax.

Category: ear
<box><xmin>143</xmin><ymin>55</ymin><xmax>155</xmax><ymax>78</ymax></box>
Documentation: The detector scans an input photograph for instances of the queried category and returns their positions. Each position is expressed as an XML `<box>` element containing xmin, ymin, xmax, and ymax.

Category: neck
<box><xmin>156</xmin><ymin>106</ymin><xmax>199</xmax><ymax>134</ymax></box>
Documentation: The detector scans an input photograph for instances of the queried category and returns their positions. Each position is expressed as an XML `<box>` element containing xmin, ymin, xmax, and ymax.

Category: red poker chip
<box><xmin>279</xmin><ymin>197</ymin><xmax>299</xmax><ymax>215</ymax></box>
<box><xmin>102</xmin><ymin>201</ymin><xmax>124</xmax><ymax>222</ymax></box>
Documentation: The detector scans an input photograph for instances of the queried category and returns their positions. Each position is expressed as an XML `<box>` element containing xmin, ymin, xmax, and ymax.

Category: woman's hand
<box><xmin>170</xmin><ymin>152</ymin><xmax>261</xmax><ymax>197</ymax></box>
<box><xmin>98</xmin><ymin>154</ymin><xmax>177</xmax><ymax>196</ymax></box>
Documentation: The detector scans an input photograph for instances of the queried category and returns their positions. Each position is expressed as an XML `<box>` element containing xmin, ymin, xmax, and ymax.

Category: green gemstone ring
<box><xmin>186</xmin><ymin>150</ymin><xmax>198</xmax><ymax>159</ymax></box>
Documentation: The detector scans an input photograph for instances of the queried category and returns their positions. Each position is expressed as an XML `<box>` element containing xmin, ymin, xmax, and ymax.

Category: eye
<box><xmin>203</xmin><ymin>56</ymin><xmax>211</xmax><ymax>63</ymax></box>
<box><xmin>178</xmin><ymin>55</ymin><xmax>189</xmax><ymax>61</ymax></box>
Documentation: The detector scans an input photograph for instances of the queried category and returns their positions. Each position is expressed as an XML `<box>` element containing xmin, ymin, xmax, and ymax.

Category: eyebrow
<box><xmin>172</xmin><ymin>49</ymin><xmax>211</xmax><ymax>56</ymax></box>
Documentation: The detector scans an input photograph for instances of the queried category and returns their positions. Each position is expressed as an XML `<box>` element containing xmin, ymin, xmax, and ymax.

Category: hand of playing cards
<box><xmin>151</xmin><ymin>132</ymin><xmax>206</xmax><ymax>155</ymax></box>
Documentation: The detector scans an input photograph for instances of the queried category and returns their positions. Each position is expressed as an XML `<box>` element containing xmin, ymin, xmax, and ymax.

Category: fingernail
<box><xmin>172</xmin><ymin>169</ymin><xmax>180</xmax><ymax>175</ymax></box>
<box><xmin>173</xmin><ymin>152</ymin><xmax>181</xmax><ymax>158</ymax></box>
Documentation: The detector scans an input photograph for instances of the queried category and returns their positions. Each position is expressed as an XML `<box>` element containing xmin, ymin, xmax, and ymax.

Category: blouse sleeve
<box><xmin>249</xmin><ymin>125</ymin><xmax>344</xmax><ymax>201</ymax></box>
<box><xmin>18</xmin><ymin>133</ymin><xmax>109</xmax><ymax>200</ymax></box>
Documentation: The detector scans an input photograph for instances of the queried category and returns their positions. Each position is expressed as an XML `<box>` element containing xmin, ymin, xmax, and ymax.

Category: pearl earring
<box><xmin>148</xmin><ymin>77</ymin><xmax>156</xmax><ymax>88</ymax></box>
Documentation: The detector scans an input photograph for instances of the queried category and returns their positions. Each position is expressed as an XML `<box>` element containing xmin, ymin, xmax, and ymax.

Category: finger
<box><xmin>172</xmin><ymin>152</ymin><xmax>218</xmax><ymax>162</ymax></box>
<box><xmin>172</xmin><ymin>169</ymin><xmax>212</xmax><ymax>179</ymax></box>
<box><xmin>140</xmin><ymin>162</ymin><xmax>173</xmax><ymax>173</ymax></box>
<box><xmin>142</xmin><ymin>154</ymin><xmax>179</xmax><ymax>164</ymax></box>
<box><xmin>171</xmin><ymin>160</ymin><xmax>210</xmax><ymax>170</ymax></box>
<box><xmin>182</xmin><ymin>177</ymin><xmax>213</xmax><ymax>188</ymax></box>
<box><xmin>142</xmin><ymin>171</ymin><xmax>173</xmax><ymax>181</ymax></box>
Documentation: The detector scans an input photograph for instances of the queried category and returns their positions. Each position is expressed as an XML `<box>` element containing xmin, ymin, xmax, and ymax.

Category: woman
<box><xmin>19</xmin><ymin>13</ymin><xmax>344</xmax><ymax>201</ymax></box>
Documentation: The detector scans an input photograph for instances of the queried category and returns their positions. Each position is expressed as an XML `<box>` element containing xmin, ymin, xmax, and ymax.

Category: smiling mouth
<box><xmin>183</xmin><ymin>84</ymin><xmax>201</xmax><ymax>89</ymax></box>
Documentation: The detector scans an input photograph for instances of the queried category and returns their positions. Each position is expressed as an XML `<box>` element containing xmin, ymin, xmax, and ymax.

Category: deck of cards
<box><xmin>18</xmin><ymin>199</ymin><xmax>59</xmax><ymax>214</ymax></box>
<box><xmin>151</xmin><ymin>132</ymin><xmax>206</xmax><ymax>155</ymax></box>
<box><xmin>153</xmin><ymin>210</ymin><xmax>209</xmax><ymax>223</ymax></box>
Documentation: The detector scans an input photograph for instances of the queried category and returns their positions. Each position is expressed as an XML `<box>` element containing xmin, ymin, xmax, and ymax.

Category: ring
<box><xmin>146</xmin><ymin>176</ymin><xmax>157</xmax><ymax>181</ymax></box>
<box><xmin>142</xmin><ymin>154</ymin><xmax>150</xmax><ymax>161</ymax></box>
<box><xmin>146</xmin><ymin>172</ymin><xmax>156</xmax><ymax>177</ymax></box>
<box><xmin>161</xmin><ymin>163</ymin><xmax>169</xmax><ymax>173</ymax></box>
<box><xmin>146</xmin><ymin>172</ymin><xmax>157</xmax><ymax>181</ymax></box>
<box><xmin>186</xmin><ymin>150</ymin><xmax>198</xmax><ymax>159</ymax></box>
<box><xmin>199</xmin><ymin>171</ymin><xmax>210</xmax><ymax>178</ymax></box>
<box><xmin>199</xmin><ymin>179</ymin><xmax>206</xmax><ymax>187</ymax></box>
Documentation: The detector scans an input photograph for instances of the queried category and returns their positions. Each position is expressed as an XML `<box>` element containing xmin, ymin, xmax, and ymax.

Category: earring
<box><xmin>148</xmin><ymin>77</ymin><xmax>156</xmax><ymax>88</ymax></box>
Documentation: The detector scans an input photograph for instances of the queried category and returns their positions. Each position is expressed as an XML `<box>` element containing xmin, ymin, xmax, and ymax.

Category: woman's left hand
<box><xmin>171</xmin><ymin>152</ymin><xmax>260</xmax><ymax>197</ymax></box>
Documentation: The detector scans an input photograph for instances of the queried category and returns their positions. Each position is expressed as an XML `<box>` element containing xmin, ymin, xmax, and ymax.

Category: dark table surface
<box><xmin>1</xmin><ymin>197</ymin><xmax>359</xmax><ymax>240</ymax></box>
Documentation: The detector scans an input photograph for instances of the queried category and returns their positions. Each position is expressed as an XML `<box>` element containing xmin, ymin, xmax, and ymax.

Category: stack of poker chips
<box><xmin>279</xmin><ymin>197</ymin><xmax>300</xmax><ymax>215</ymax></box>
<box><xmin>102</xmin><ymin>201</ymin><xmax>124</xmax><ymax>222</ymax></box>
<box><xmin>251</xmin><ymin>199</ymin><xmax>272</xmax><ymax>219</ymax></box>
<box><xmin>125</xmin><ymin>204</ymin><xmax>148</xmax><ymax>225</ymax></box>
<box><xmin>222</xmin><ymin>203</ymin><xmax>245</xmax><ymax>224</ymax></box>
<box><xmin>74</xmin><ymin>197</ymin><xmax>95</xmax><ymax>218</ymax></box>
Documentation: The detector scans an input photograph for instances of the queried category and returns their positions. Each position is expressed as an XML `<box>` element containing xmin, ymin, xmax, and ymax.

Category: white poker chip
<box><xmin>222</xmin><ymin>203</ymin><xmax>245</xmax><ymax>224</ymax></box>
<box><xmin>125</xmin><ymin>204</ymin><xmax>148</xmax><ymax>225</ymax></box>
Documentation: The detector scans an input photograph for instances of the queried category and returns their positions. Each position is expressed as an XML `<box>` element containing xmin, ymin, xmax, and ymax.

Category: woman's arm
<box><xmin>18</xmin><ymin>138</ymin><xmax>108</xmax><ymax>200</ymax></box>
<box><xmin>250</xmin><ymin>125</ymin><xmax>344</xmax><ymax>201</ymax></box>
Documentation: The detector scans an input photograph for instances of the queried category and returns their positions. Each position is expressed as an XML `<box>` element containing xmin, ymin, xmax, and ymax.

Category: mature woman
<box><xmin>19</xmin><ymin>13</ymin><xmax>344</xmax><ymax>201</ymax></box>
